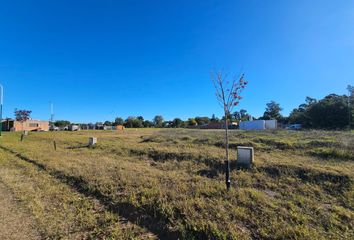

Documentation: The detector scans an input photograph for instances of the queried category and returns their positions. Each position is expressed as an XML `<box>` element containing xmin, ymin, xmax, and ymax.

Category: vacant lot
<box><xmin>0</xmin><ymin>129</ymin><xmax>353</xmax><ymax>239</ymax></box>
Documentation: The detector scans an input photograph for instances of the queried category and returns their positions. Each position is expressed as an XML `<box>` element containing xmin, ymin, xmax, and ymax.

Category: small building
<box><xmin>2</xmin><ymin>119</ymin><xmax>49</xmax><ymax>132</ymax></box>
<box><xmin>68</xmin><ymin>125</ymin><xmax>80</xmax><ymax>131</ymax></box>
<box><xmin>103</xmin><ymin>126</ymin><xmax>115</xmax><ymax>130</ymax></box>
<box><xmin>87</xmin><ymin>123</ymin><xmax>96</xmax><ymax>130</ymax></box>
<box><xmin>116</xmin><ymin>125</ymin><xmax>125</xmax><ymax>130</ymax></box>
<box><xmin>103</xmin><ymin>125</ymin><xmax>124</xmax><ymax>130</ymax></box>
<box><xmin>265</xmin><ymin>120</ymin><xmax>277</xmax><ymax>129</ymax></box>
<box><xmin>239</xmin><ymin>120</ymin><xmax>278</xmax><ymax>130</ymax></box>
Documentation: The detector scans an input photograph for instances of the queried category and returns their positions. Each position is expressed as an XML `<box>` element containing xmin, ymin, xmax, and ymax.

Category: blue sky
<box><xmin>0</xmin><ymin>0</ymin><xmax>353</xmax><ymax>122</ymax></box>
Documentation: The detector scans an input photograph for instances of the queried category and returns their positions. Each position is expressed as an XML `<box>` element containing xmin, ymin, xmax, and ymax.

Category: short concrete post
<box><xmin>236</xmin><ymin>146</ymin><xmax>254</xmax><ymax>169</ymax></box>
<box><xmin>23</xmin><ymin>130</ymin><xmax>29</xmax><ymax>136</ymax></box>
<box><xmin>88</xmin><ymin>137</ymin><xmax>97</xmax><ymax>146</ymax></box>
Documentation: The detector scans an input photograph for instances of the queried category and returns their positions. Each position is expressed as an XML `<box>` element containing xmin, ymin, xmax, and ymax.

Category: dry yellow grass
<box><xmin>0</xmin><ymin>181</ymin><xmax>41</xmax><ymax>240</ymax></box>
<box><xmin>0</xmin><ymin>129</ymin><xmax>353</xmax><ymax>239</ymax></box>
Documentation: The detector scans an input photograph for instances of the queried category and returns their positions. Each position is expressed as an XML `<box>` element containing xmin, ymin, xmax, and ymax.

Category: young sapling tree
<box><xmin>211</xmin><ymin>71</ymin><xmax>247</xmax><ymax>190</ymax></box>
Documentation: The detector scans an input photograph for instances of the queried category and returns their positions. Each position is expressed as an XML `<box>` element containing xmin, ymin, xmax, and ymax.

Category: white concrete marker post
<box><xmin>236</xmin><ymin>146</ymin><xmax>254</xmax><ymax>169</ymax></box>
<box><xmin>88</xmin><ymin>137</ymin><xmax>97</xmax><ymax>146</ymax></box>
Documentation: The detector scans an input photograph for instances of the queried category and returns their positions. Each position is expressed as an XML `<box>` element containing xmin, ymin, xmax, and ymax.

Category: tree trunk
<box><xmin>224</xmin><ymin>113</ymin><xmax>230</xmax><ymax>190</ymax></box>
<box><xmin>21</xmin><ymin>122</ymin><xmax>24</xmax><ymax>141</ymax></box>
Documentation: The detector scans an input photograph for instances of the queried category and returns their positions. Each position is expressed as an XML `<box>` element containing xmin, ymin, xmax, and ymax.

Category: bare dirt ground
<box><xmin>0</xmin><ymin>182</ymin><xmax>41</xmax><ymax>240</ymax></box>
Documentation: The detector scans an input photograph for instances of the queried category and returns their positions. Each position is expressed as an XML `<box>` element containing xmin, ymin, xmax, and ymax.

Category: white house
<box><xmin>239</xmin><ymin>120</ymin><xmax>277</xmax><ymax>130</ymax></box>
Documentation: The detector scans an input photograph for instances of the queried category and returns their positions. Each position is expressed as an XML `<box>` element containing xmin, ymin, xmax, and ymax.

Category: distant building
<box><xmin>103</xmin><ymin>126</ymin><xmax>115</xmax><ymax>130</ymax></box>
<box><xmin>116</xmin><ymin>125</ymin><xmax>125</xmax><ymax>130</ymax></box>
<box><xmin>87</xmin><ymin>123</ymin><xmax>96</xmax><ymax>130</ymax></box>
<box><xmin>239</xmin><ymin>120</ymin><xmax>277</xmax><ymax>130</ymax></box>
<box><xmin>68</xmin><ymin>125</ymin><xmax>80</xmax><ymax>131</ymax></box>
<box><xmin>2</xmin><ymin>119</ymin><xmax>49</xmax><ymax>132</ymax></box>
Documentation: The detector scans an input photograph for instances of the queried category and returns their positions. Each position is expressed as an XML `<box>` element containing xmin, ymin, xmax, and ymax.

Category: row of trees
<box><xmin>48</xmin><ymin>86</ymin><xmax>354</xmax><ymax>130</ymax></box>
<box><xmin>257</xmin><ymin>86</ymin><xmax>354</xmax><ymax>129</ymax></box>
<box><xmin>184</xmin><ymin>88</ymin><xmax>354</xmax><ymax>130</ymax></box>
<box><xmin>288</xmin><ymin>90</ymin><xmax>353</xmax><ymax>129</ymax></box>
<box><xmin>52</xmin><ymin>109</ymin><xmax>257</xmax><ymax>129</ymax></box>
<box><xmin>52</xmin><ymin>92</ymin><xmax>353</xmax><ymax>130</ymax></box>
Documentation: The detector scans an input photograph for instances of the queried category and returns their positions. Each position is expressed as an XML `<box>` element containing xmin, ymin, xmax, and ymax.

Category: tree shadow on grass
<box><xmin>197</xmin><ymin>161</ymin><xmax>246</xmax><ymax>179</ymax></box>
<box><xmin>66</xmin><ymin>144</ymin><xmax>89</xmax><ymax>150</ymax></box>
<box><xmin>0</xmin><ymin>145</ymin><xmax>180</xmax><ymax>240</ymax></box>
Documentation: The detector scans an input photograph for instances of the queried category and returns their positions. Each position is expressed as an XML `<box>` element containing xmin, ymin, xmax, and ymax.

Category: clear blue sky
<box><xmin>0</xmin><ymin>0</ymin><xmax>353</xmax><ymax>123</ymax></box>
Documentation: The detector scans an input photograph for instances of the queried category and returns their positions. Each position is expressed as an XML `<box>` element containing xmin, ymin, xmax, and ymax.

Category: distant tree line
<box><xmin>257</xmin><ymin>86</ymin><xmax>354</xmax><ymax>129</ymax></box>
<box><xmin>52</xmin><ymin>86</ymin><xmax>353</xmax><ymax>130</ymax></box>
<box><xmin>54</xmin><ymin>120</ymin><xmax>71</xmax><ymax>127</ymax></box>
<box><xmin>288</xmin><ymin>88</ymin><xmax>353</xmax><ymax>129</ymax></box>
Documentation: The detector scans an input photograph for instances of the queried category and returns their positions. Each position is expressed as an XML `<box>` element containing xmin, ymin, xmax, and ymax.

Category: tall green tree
<box><xmin>14</xmin><ymin>109</ymin><xmax>32</xmax><ymax>131</ymax></box>
<box><xmin>137</xmin><ymin>116</ymin><xmax>144</xmax><ymax>122</ymax></box>
<box><xmin>348</xmin><ymin>85</ymin><xmax>354</xmax><ymax>128</ymax></box>
<box><xmin>187</xmin><ymin>118</ymin><xmax>197</xmax><ymax>126</ymax></box>
<box><xmin>195</xmin><ymin>116</ymin><xmax>210</xmax><ymax>126</ymax></box>
<box><xmin>210</xmin><ymin>114</ymin><xmax>219</xmax><ymax>123</ymax></box>
<box><xmin>308</xmin><ymin>94</ymin><xmax>349</xmax><ymax>129</ymax></box>
<box><xmin>124</xmin><ymin>117</ymin><xmax>143</xmax><ymax>128</ymax></box>
<box><xmin>143</xmin><ymin>120</ymin><xmax>154</xmax><ymax>128</ymax></box>
<box><xmin>54</xmin><ymin>120</ymin><xmax>71</xmax><ymax>127</ymax></box>
<box><xmin>153</xmin><ymin>115</ymin><xmax>164</xmax><ymax>128</ymax></box>
<box><xmin>114</xmin><ymin>117</ymin><xmax>124</xmax><ymax>126</ymax></box>
<box><xmin>262</xmin><ymin>101</ymin><xmax>283</xmax><ymax>120</ymax></box>
<box><xmin>104</xmin><ymin>121</ymin><xmax>112</xmax><ymax>126</ymax></box>
<box><xmin>289</xmin><ymin>93</ymin><xmax>350</xmax><ymax>129</ymax></box>
<box><xmin>172</xmin><ymin>118</ymin><xmax>183</xmax><ymax>128</ymax></box>
<box><xmin>14</xmin><ymin>109</ymin><xmax>32</xmax><ymax>122</ymax></box>
<box><xmin>233</xmin><ymin>109</ymin><xmax>249</xmax><ymax>122</ymax></box>
<box><xmin>288</xmin><ymin>97</ymin><xmax>317</xmax><ymax>127</ymax></box>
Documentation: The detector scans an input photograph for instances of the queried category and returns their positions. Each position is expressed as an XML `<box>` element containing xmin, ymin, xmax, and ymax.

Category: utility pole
<box><xmin>50</xmin><ymin>102</ymin><xmax>57</xmax><ymax>150</ymax></box>
<box><xmin>348</xmin><ymin>85</ymin><xmax>353</xmax><ymax>129</ymax></box>
<box><xmin>50</xmin><ymin>102</ymin><xmax>54</xmax><ymax>127</ymax></box>
<box><xmin>0</xmin><ymin>84</ymin><xmax>3</xmax><ymax>137</ymax></box>
<box><xmin>349</xmin><ymin>88</ymin><xmax>351</xmax><ymax>129</ymax></box>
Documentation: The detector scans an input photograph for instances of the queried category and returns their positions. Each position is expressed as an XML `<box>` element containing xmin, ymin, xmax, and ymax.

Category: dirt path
<box><xmin>0</xmin><ymin>182</ymin><xmax>41</xmax><ymax>240</ymax></box>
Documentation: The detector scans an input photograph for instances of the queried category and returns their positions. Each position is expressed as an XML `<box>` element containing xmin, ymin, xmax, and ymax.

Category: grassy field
<box><xmin>0</xmin><ymin>129</ymin><xmax>353</xmax><ymax>239</ymax></box>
